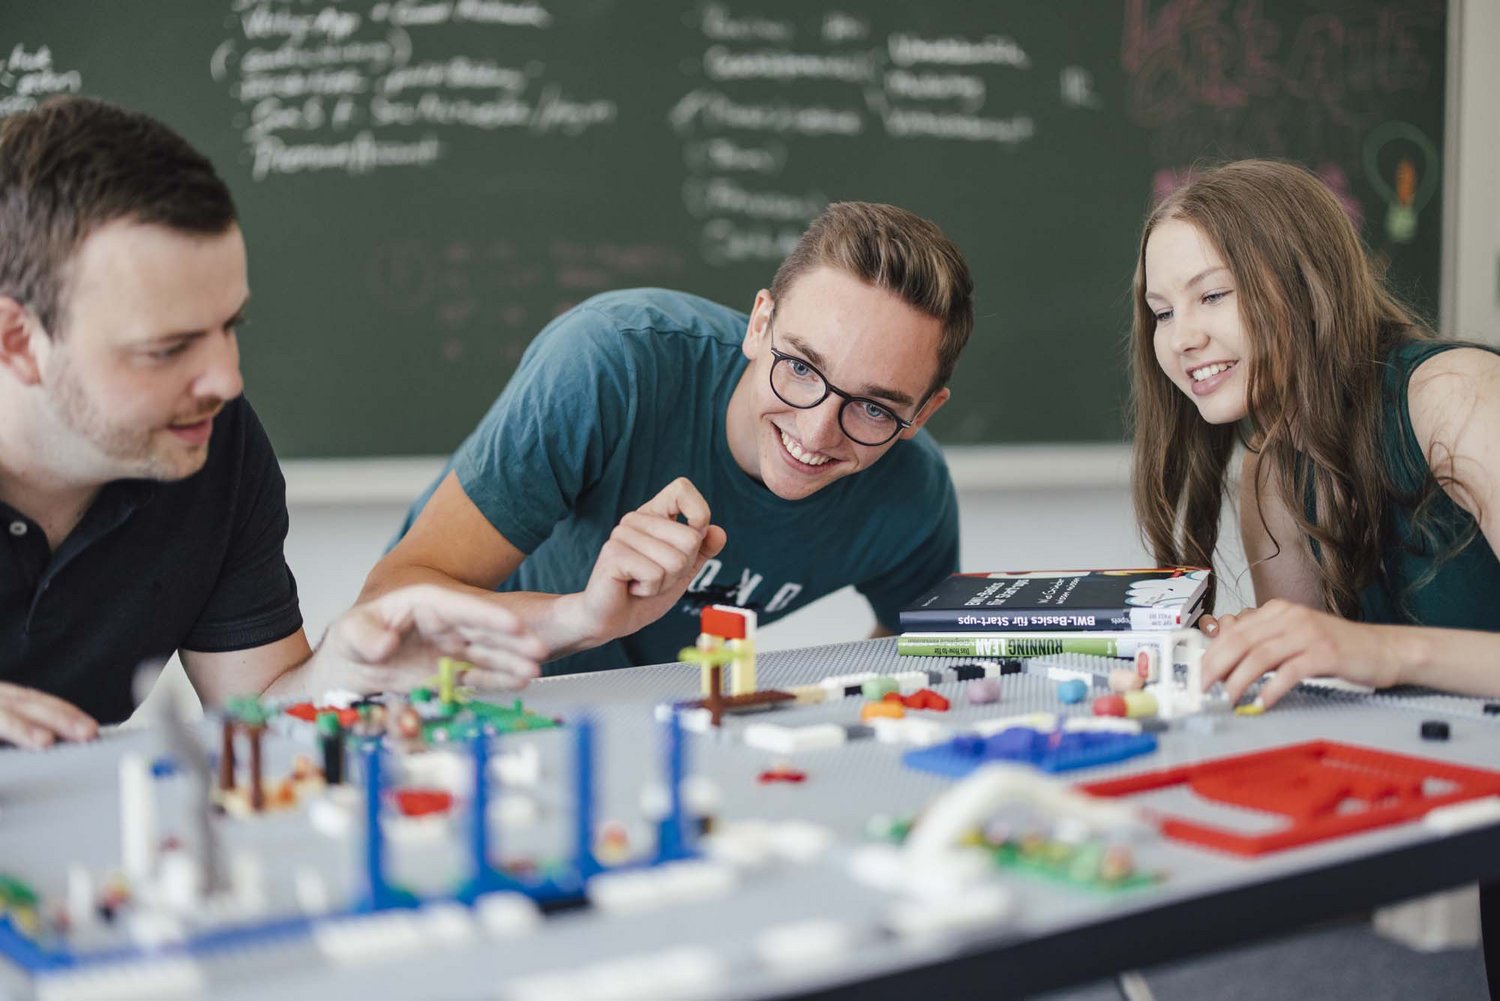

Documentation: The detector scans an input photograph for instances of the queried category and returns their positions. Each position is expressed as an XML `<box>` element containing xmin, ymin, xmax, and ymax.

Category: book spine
<box><xmin>899</xmin><ymin>608</ymin><xmax>1138</xmax><ymax>631</ymax></box>
<box><xmin>896</xmin><ymin>634</ymin><xmax>1152</xmax><ymax>658</ymax></box>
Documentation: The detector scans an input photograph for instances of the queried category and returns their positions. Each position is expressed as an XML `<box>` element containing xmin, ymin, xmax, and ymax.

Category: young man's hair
<box><xmin>1128</xmin><ymin>159</ymin><xmax>1443</xmax><ymax>617</ymax></box>
<box><xmin>0</xmin><ymin>95</ymin><xmax>237</xmax><ymax>338</ymax></box>
<box><xmin>770</xmin><ymin>201</ymin><xmax>974</xmax><ymax>395</ymax></box>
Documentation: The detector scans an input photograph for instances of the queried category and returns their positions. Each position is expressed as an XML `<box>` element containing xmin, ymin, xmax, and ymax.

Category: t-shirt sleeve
<box><xmin>451</xmin><ymin>306</ymin><xmax>636</xmax><ymax>553</ymax></box>
<box><xmin>857</xmin><ymin>469</ymin><xmax>961</xmax><ymax>632</ymax></box>
<box><xmin>182</xmin><ymin>401</ymin><xmax>303</xmax><ymax>652</ymax></box>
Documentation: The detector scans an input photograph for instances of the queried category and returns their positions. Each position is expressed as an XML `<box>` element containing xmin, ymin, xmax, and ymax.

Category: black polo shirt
<box><xmin>1</xmin><ymin>396</ymin><xmax>303</xmax><ymax>724</ymax></box>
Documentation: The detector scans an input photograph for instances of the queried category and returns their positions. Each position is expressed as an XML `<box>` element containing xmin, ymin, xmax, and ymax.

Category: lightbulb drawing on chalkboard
<box><xmin>1362</xmin><ymin>122</ymin><xmax>1438</xmax><ymax>246</ymax></box>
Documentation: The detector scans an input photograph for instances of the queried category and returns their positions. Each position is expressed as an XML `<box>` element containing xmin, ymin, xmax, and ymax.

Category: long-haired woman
<box><xmin>1130</xmin><ymin>158</ymin><xmax>1500</xmax><ymax>708</ymax></box>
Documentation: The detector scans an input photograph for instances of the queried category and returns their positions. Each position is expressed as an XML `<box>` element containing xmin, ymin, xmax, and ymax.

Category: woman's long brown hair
<box><xmin>1129</xmin><ymin>159</ymin><xmax>1436</xmax><ymax>617</ymax></box>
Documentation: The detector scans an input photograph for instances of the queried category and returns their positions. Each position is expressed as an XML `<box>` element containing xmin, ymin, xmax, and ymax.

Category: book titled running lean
<box><xmin>899</xmin><ymin>568</ymin><xmax>1210</xmax><ymax>633</ymax></box>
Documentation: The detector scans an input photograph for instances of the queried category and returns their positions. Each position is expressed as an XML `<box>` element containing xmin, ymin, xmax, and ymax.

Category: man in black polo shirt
<box><xmin>0</xmin><ymin>97</ymin><xmax>545</xmax><ymax>749</ymax></box>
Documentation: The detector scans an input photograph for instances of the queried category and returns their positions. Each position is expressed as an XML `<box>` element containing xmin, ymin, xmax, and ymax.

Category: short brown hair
<box><xmin>0</xmin><ymin>95</ymin><xmax>237</xmax><ymax>337</ymax></box>
<box><xmin>771</xmin><ymin>202</ymin><xmax>974</xmax><ymax>393</ymax></box>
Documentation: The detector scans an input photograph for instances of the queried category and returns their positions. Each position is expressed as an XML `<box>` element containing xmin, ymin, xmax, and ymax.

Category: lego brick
<box><xmin>952</xmin><ymin>663</ymin><xmax>988</xmax><ymax>682</ymax></box>
<box><xmin>1423</xmin><ymin>796</ymin><xmax>1500</xmax><ymax>834</ymax></box>
<box><xmin>755</xmin><ymin>919</ymin><xmax>860</xmax><ymax>972</ymax></box>
<box><xmin>869</xmin><ymin>716</ymin><xmax>951</xmax><ymax>748</ymax></box>
<box><xmin>313</xmin><ymin>913</ymin><xmax>426</xmax><ymax>964</ymax></box>
<box><xmin>587</xmin><ymin>860</ymin><xmax>737</xmax><ymax>914</ymax></box>
<box><xmin>34</xmin><ymin>958</ymin><xmax>205</xmax><ymax>1001</ymax></box>
<box><xmin>904</xmin><ymin>728</ymin><xmax>1159</xmax><ymax>778</ymax></box>
<box><xmin>474</xmin><ymin>892</ymin><xmax>542</xmax><ymax>938</ymax></box>
<box><xmin>742</xmin><ymin>723</ymin><xmax>847</xmax><ymax>755</ymax></box>
<box><xmin>884</xmin><ymin>885</ymin><xmax>1014</xmax><ymax>939</ymax></box>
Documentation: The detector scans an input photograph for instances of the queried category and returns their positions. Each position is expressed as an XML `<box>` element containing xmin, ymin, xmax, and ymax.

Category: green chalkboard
<box><xmin>2</xmin><ymin>0</ymin><xmax>1447</xmax><ymax>457</ymax></box>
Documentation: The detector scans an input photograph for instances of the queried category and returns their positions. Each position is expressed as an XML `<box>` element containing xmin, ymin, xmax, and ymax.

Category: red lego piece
<box><xmin>1093</xmin><ymin>694</ymin><xmax>1127</xmax><ymax>717</ymax></box>
<box><xmin>1080</xmin><ymin>740</ymin><xmax>1500</xmax><ymax>857</ymax></box>
<box><xmin>757</xmin><ymin>765</ymin><xmax>808</xmax><ymax>784</ymax></box>
<box><xmin>284</xmin><ymin>702</ymin><xmax>360</xmax><ymax>727</ymax></box>
<box><xmin>391</xmin><ymin>788</ymin><xmax>455</xmax><ymax>817</ymax></box>
<box><xmin>882</xmin><ymin>689</ymin><xmax>952</xmax><ymax>711</ymax></box>
<box><xmin>700</xmin><ymin>605</ymin><xmax>748</xmax><ymax>640</ymax></box>
<box><xmin>905</xmin><ymin>689</ymin><xmax>951</xmax><ymax>712</ymax></box>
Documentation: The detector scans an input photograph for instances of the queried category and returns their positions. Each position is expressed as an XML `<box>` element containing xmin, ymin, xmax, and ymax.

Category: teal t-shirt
<box><xmin>1358</xmin><ymin>340</ymin><xmax>1500</xmax><ymax>628</ymax></box>
<box><xmin>399</xmin><ymin>288</ymin><xmax>960</xmax><ymax>676</ymax></box>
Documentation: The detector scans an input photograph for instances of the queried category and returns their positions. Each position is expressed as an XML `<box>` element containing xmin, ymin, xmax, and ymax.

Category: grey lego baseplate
<box><xmin>2</xmin><ymin>637</ymin><xmax>1498</xmax><ymax>1001</ymax></box>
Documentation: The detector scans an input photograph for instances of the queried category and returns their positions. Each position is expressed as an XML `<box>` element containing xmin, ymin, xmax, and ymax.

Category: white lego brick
<box><xmin>755</xmin><ymin>918</ymin><xmax>861</xmax><ymax>972</ymax></box>
<box><xmin>655</xmin><ymin>859</ymin><xmax>738</xmax><ymax>904</ymax></box>
<box><xmin>640</xmin><ymin>946</ymin><xmax>725</xmax><ymax>999</ymax></box>
<box><xmin>703</xmin><ymin>820</ymin><xmax>775</xmax><ymax>868</ymax></box>
<box><xmin>474</xmin><ymin>891</ymin><xmax>542</xmax><ymax>938</ymax></box>
<box><xmin>491</xmin><ymin>741</ymin><xmax>542</xmax><ymax>787</ymax></box>
<box><xmin>156</xmin><ymin>851</ymin><xmax>203</xmax><ymax>911</ymax></box>
<box><xmin>318</xmin><ymin>688</ymin><xmax>363</xmax><ymax>709</ymax></box>
<box><xmin>788</xmin><ymin>684</ymin><xmax>827</xmax><ymax>705</ymax></box>
<box><xmin>295</xmin><ymin>866</ymin><xmax>332</xmax><ymax>915</ymax></box>
<box><xmin>1064</xmin><ymin>717</ymin><xmax>1142</xmax><ymax>735</ymax></box>
<box><xmin>508</xmin><ymin>947</ymin><xmax>724</xmax><ymax>1001</ymax></box>
<box><xmin>870</xmin><ymin>716</ymin><xmax>951</xmax><ymax>747</ymax></box>
<box><xmin>118</xmin><ymin>754</ymin><xmax>155</xmax><ymax>884</ymax></box>
<box><xmin>384</xmin><ymin>813</ymin><xmax>451</xmax><ymax>847</ymax></box>
<box><xmin>229</xmin><ymin>850</ymin><xmax>267</xmax><ymax>917</ymax></box>
<box><xmin>742</xmin><ymin>722</ymin><xmax>846</xmax><ymax>755</ymax></box>
<box><xmin>684</xmin><ymin>774</ymin><xmax>720</xmax><ymax>813</ymax></box>
<box><xmin>767</xmin><ymin>819</ymin><xmax>835</xmax><ymax>863</ymax></box>
<box><xmin>1374</xmin><ymin>886</ymin><xmax>1481</xmax><ymax>951</ymax></box>
<box><xmin>585</xmin><ymin>868</ymin><xmax>656</xmax><ymax>913</ymax></box>
<box><xmin>314</xmin><ymin>912</ymin><xmax>425</xmax><ymax>964</ymax></box>
<box><xmin>65</xmin><ymin>864</ymin><xmax>94</xmax><ymax>930</ymax></box>
<box><xmin>400</xmin><ymin>750</ymin><xmax>472</xmax><ymax>792</ymax></box>
<box><xmin>847</xmin><ymin>843</ymin><xmax>907</xmax><ymax>892</ymax></box>
<box><xmin>886</xmin><ymin>885</ymin><xmax>1014</xmax><ymax>940</ymax></box>
<box><xmin>125</xmin><ymin>910</ymin><xmax>187</xmax><ymax>949</ymax></box>
<box><xmin>418</xmin><ymin>901</ymin><xmax>478</xmax><ymax>947</ymax></box>
<box><xmin>1423</xmin><ymin>796</ymin><xmax>1500</xmax><ymax>834</ymax></box>
<box><xmin>488</xmin><ymin>793</ymin><xmax>540</xmax><ymax>830</ymax></box>
<box><xmin>587</xmin><ymin>860</ymin><xmax>737</xmax><ymax>913</ymax></box>
<box><xmin>309</xmin><ymin>786</ymin><xmax>360</xmax><ymax>838</ymax></box>
<box><xmin>36</xmin><ymin>957</ymin><xmax>204</xmax><ymax>1001</ymax></box>
<box><xmin>678</xmin><ymin>707</ymin><xmax>715</xmax><ymax>733</ymax></box>
<box><xmin>848</xmin><ymin>843</ymin><xmax>993</xmax><ymax>899</ymax></box>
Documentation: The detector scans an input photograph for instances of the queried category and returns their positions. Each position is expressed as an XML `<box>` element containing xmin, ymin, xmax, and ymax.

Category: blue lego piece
<box><xmin>1057</xmin><ymin>679</ymin><xmax>1089</xmax><ymax>704</ymax></box>
<box><xmin>903</xmin><ymin>726</ymin><xmax>1158</xmax><ymax>778</ymax></box>
<box><xmin>654</xmin><ymin>709</ymin><xmax>694</xmax><ymax>863</ymax></box>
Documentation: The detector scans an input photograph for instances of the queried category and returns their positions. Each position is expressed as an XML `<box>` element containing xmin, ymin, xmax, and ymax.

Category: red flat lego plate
<box><xmin>1079</xmin><ymin>740</ymin><xmax>1500</xmax><ymax>857</ymax></box>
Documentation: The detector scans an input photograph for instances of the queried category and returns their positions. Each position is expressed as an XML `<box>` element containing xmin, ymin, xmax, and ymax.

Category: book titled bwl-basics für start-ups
<box><xmin>899</xmin><ymin>567</ymin><xmax>1209</xmax><ymax>633</ymax></box>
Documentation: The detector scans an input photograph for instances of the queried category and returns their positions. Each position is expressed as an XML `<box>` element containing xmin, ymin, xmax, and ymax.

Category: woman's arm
<box><xmin>1203</xmin><ymin>351</ymin><xmax>1500</xmax><ymax>706</ymax></box>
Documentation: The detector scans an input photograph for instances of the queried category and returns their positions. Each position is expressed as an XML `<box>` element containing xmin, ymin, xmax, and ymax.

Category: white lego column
<box><xmin>712</xmin><ymin>605</ymin><xmax>757</xmax><ymax>695</ymax></box>
<box><xmin>119</xmin><ymin>753</ymin><xmax>157</xmax><ymax>885</ymax></box>
<box><xmin>65</xmin><ymin>863</ymin><xmax>95</xmax><ymax>929</ymax></box>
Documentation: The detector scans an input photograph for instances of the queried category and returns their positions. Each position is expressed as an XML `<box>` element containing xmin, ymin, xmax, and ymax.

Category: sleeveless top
<box><xmin>1356</xmin><ymin>341</ymin><xmax>1500</xmax><ymax>628</ymax></box>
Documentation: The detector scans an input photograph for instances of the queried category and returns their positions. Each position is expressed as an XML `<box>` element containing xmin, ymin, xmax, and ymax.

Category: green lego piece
<box><xmin>861</xmin><ymin>676</ymin><xmax>899</xmax><ymax>700</ymax></box>
<box><xmin>316</xmin><ymin>711</ymin><xmax>342</xmax><ymax>737</ymax></box>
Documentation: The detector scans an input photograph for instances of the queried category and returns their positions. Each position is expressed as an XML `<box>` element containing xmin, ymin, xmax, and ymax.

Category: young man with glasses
<box><xmin>365</xmin><ymin>202</ymin><xmax>972</xmax><ymax>676</ymax></box>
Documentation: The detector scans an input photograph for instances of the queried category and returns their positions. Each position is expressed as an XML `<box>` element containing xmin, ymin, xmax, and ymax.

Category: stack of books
<box><xmin>896</xmin><ymin>567</ymin><xmax>1209</xmax><ymax>659</ymax></box>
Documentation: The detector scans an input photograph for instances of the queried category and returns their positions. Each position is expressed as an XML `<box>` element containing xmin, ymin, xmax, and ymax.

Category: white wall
<box><xmin>1445</xmin><ymin>0</ymin><xmax>1500</xmax><ymax>345</ymax></box>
